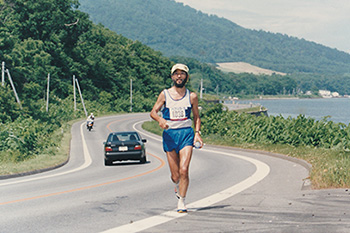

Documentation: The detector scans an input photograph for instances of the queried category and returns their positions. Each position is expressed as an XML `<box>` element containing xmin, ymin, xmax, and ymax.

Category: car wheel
<box><xmin>104</xmin><ymin>158</ymin><xmax>113</xmax><ymax>166</ymax></box>
<box><xmin>140</xmin><ymin>155</ymin><xmax>147</xmax><ymax>164</ymax></box>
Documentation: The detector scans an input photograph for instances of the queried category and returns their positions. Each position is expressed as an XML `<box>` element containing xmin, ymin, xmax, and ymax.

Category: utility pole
<box><xmin>6</xmin><ymin>69</ymin><xmax>22</xmax><ymax>109</ymax></box>
<box><xmin>46</xmin><ymin>73</ymin><xmax>50</xmax><ymax>112</ymax></box>
<box><xmin>1</xmin><ymin>61</ymin><xmax>4</xmax><ymax>86</ymax></box>
<box><xmin>75</xmin><ymin>78</ymin><xmax>87</xmax><ymax>117</ymax></box>
<box><xmin>73</xmin><ymin>75</ymin><xmax>76</xmax><ymax>111</ymax></box>
<box><xmin>200</xmin><ymin>78</ymin><xmax>203</xmax><ymax>99</ymax></box>
<box><xmin>130</xmin><ymin>78</ymin><xmax>133</xmax><ymax>112</ymax></box>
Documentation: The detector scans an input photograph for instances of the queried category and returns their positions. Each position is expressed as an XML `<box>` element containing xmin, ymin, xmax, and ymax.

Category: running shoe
<box><xmin>177</xmin><ymin>196</ymin><xmax>187</xmax><ymax>213</ymax></box>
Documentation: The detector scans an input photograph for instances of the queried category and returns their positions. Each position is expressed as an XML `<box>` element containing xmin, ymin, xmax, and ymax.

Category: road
<box><xmin>0</xmin><ymin>113</ymin><xmax>349</xmax><ymax>233</ymax></box>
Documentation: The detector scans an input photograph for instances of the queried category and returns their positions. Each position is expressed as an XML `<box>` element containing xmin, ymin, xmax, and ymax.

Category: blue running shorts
<box><xmin>162</xmin><ymin>127</ymin><xmax>194</xmax><ymax>153</ymax></box>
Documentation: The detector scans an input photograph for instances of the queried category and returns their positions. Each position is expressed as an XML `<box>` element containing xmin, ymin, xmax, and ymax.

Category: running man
<box><xmin>150</xmin><ymin>63</ymin><xmax>203</xmax><ymax>213</ymax></box>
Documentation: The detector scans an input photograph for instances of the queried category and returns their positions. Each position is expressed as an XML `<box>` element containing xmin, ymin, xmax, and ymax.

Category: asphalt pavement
<box><xmin>140</xmin><ymin>146</ymin><xmax>350</xmax><ymax>233</ymax></box>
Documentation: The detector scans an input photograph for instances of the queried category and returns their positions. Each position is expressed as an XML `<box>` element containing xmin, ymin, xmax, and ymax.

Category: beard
<box><xmin>174</xmin><ymin>77</ymin><xmax>188</xmax><ymax>88</ymax></box>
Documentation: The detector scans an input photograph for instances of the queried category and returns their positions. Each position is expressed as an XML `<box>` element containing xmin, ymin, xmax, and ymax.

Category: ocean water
<box><xmin>236</xmin><ymin>98</ymin><xmax>350</xmax><ymax>125</ymax></box>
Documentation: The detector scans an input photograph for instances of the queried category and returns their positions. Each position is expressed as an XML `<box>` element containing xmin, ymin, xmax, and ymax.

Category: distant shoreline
<box><xmin>224</xmin><ymin>96</ymin><xmax>350</xmax><ymax>111</ymax></box>
<box><xmin>238</xmin><ymin>96</ymin><xmax>350</xmax><ymax>101</ymax></box>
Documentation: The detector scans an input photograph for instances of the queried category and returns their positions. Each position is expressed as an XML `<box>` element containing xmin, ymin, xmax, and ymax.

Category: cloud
<box><xmin>176</xmin><ymin>0</ymin><xmax>350</xmax><ymax>53</ymax></box>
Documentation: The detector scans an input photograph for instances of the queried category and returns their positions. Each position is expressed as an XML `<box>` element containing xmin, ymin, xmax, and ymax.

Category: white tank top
<box><xmin>162</xmin><ymin>89</ymin><xmax>192</xmax><ymax>129</ymax></box>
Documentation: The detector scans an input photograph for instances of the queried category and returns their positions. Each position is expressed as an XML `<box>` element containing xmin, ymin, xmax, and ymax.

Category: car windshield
<box><xmin>108</xmin><ymin>133</ymin><xmax>140</xmax><ymax>142</ymax></box>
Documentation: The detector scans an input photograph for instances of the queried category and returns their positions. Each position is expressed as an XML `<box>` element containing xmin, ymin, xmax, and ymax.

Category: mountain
<box><xmin>2</xmin><ymin>0</ymin><xmax>350</xmax><ymax>111</ymax></box>
<box><xmin>78</xmin><ymin>0</ymin><xmax>350</xmax><ymax>75</ymax></box>
<box><xmin>0</xmin><ymin>0</ymin><xmax>308</xmax><ymax>111</ymax></box>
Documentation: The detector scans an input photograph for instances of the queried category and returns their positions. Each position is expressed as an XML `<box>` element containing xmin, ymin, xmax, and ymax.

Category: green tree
<box><xmin>0</xmin><ymin>85</ymin><xmax>21</xmax><ymax>123</ymax></box>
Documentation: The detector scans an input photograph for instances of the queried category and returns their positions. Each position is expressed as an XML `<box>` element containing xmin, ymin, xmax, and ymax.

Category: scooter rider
<box><xmin>86</xmin><ymin>113</ymin><xmax>95</xmax><ymax>128</ymax></box>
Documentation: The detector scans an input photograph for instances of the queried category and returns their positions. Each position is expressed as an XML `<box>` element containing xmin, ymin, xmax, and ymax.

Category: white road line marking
<box><xmin>0</xmin><ymin>115</ymin><xmax>147</xmax><ymax>186</ymax></box>
<box><xmin>101</xmin><ymin>125</ymin><xmax>271</xmax><ymax>233</ymax></box>
<box><xmin>0</xmin><ymin>122</ymin><xmax>92</xmax><ymax>187</ymax></box>
<box><xmin>132</xmin><ymin>120</ymin><xmax>162</xmax><ymax>142</ymax></box>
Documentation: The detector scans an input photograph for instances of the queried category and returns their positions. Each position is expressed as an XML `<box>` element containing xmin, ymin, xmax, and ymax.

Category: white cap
<box><xmin>171</xmin><ymin>64</ymin><xmax>189</xmax><ymax>75</ymax></box>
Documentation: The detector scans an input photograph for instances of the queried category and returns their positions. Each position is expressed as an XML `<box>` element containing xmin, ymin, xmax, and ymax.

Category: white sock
<box><xmin>177</xmin><ymin>196</ymin><xmax>186</xmax><ymax>210</ymax></box>
<box><xmin>174</xmin><ymin>182</ymin><xmax>180</xmax><ymax>198</ymax></box>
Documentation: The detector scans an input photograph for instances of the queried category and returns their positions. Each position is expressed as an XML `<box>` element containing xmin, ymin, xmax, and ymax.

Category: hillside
<box><xmin>0</xmin><ymin>0</ymin><xmax>173</xmax><ymax>114</ymax></box>
<box><xmin>78</xmin><ymin>0</ymin><xmax>350</xmax><ymax>75</ymax></box>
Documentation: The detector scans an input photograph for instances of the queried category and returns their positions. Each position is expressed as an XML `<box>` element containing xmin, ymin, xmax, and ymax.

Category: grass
<box><xmin>142</xmin><ymin>120</ymin><xmax>350</xmax><ymax>189</ymax></box>
<box><xmin>0</xmin><ymin>121</ymin><xmax>72</xmax><ymax>177</ymax></box>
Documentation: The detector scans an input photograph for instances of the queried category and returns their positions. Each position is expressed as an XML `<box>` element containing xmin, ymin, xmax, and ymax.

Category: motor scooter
<box><xmin>87</xmin><ymin>121</ymin><xmax>93</xmax><ymax>131</ymax></box>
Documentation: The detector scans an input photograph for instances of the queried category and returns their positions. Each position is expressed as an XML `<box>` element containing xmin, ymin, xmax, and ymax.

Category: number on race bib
<box><xmin>170</xmin><ymin>107</ymin><xmax>186</xmax><ymax>120</ymax></box>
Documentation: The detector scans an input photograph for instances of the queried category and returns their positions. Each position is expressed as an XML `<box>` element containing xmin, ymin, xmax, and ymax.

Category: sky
<box><xmin>175</xmin><ymin>0</ymin><xmax>350</xmax><ymax>54</ymax></box>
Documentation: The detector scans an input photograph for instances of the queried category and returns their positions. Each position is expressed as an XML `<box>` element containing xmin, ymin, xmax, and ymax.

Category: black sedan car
<box><xmin>103</xmin><ymin>131</ymin><xmax>147</xmax><ymax>165</ymax></box>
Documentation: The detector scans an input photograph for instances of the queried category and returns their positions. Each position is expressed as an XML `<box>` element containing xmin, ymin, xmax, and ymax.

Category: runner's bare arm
<box><xmin>150</xmin><ymin>91</ymin><xmax>168</xmax><ymax>129</ymax></box>
<box><xmin>191</xmin><ymin>92</ymin><xmax>203</xmax><ymax>147</ymax></box>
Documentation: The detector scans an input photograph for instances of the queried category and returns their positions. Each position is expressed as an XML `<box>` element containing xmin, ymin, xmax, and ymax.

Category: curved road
<box><xmin>1</xmin><ymin>113</ymin><xmax>349</xmax><ymax>233</ymax></box>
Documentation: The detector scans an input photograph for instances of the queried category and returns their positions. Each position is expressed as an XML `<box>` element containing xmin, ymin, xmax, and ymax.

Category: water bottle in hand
<box><xmin>194</xmin><ymin>141</ymin><xmax>201</xmax><ymax>149</ymax></box>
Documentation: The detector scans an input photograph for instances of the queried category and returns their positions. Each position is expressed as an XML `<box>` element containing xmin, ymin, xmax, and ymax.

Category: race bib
<box><xmin>170</xmin><ymin>107</ymin><xmax>186</xmax><ymax>120</ymax></box>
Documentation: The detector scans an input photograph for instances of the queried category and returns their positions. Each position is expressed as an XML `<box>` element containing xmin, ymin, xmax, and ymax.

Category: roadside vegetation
<box><xmin>0</xmin><ymin>120</ymin><xmax>72</xmax><ymax>176</ymax></box>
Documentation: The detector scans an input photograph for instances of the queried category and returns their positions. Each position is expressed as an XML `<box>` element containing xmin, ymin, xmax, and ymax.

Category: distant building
<box><xmin>319</xmin><ymin>90</ymin><xmax>332</xmax><ymax>98</ymax></box>
<box><xmin>318</xmin><ymin>90</ymin><xmax>341</xmax><ymax>98</ymax></box>
<box><xmin>305</xmin><ymin>91</ymin><xmax>312</xmax><ymax>95</ymax></box>
<box><xmin>332</xmin><ymin>92</ymin><xmax>340</xmax><ymax>98</ymax></box>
